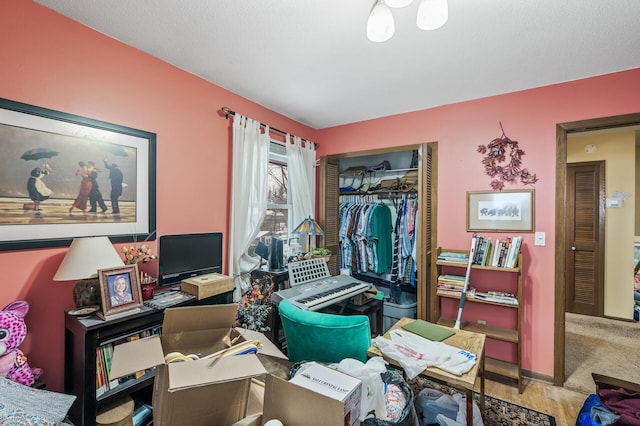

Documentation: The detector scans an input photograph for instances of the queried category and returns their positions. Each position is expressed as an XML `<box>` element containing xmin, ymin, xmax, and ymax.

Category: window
<box><xmin>251</xmin><ymin>141</ymin><xmax>292</xmax><ymax>257</ymax></box>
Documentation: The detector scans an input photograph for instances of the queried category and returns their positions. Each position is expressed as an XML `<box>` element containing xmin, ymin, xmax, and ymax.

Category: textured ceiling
<box><xmin>34</xmin><ymin>0</ymin><xmax>640</xmax><ymax>129</ymax></box>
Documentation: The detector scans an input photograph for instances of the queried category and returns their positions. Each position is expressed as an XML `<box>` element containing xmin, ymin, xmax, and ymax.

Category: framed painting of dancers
<box><xmin>0</xmin><ymin>97</ymin><xmax>156</xmax><ymax>251</ymax></box>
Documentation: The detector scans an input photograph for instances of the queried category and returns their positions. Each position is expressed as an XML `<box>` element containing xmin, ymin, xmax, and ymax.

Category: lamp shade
<box><xmin>367</xmin><ymin>1</ymin><xmax>395</xmax><ymax>42</ymax></box>
<box><xmin>417</xmin><ymin>0</ymin><xmax>448</xmax><ymax>30</ymax></box>
<box><xmin>54</xmin><ymin>236</ymin><xmax>125</xmax><ymax>281</ymax></box>
<box><xmin>292</xmin><ymin>217</ymin><xmax>324</xmax><ymax>236</ymax></box>
<box><xmin>385</xmin><ymin>0</ymin><xmax>414</xmax><ymax>7</ymax></box>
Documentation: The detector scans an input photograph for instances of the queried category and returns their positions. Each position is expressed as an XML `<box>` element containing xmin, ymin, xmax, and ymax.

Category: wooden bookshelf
<box><xmin>432</xmin><ymin>246</ymin><xmax>524</xmax><ymax>393</ymax></box>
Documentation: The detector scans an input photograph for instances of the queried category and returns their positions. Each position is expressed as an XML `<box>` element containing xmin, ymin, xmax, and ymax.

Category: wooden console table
<box><xmin>367</xmin><ymin>317</ymin><xmax>486</xmax><ymax>425</ymax></box>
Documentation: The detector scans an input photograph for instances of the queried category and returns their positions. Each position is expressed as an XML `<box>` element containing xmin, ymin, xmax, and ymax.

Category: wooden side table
<box><xmin>252</xmin><ymin>268</ymin><xmax>290</xmax><ymax>350</ymax></box>
<box><xmin>368</xmin><ymin>317</ymin><xmax>486</xmax><ymax>425</ymax></box>
<box><xmin>251</xmin><ymin>268</ymin><xmax>290</xmax><ymax>291</ymax></box>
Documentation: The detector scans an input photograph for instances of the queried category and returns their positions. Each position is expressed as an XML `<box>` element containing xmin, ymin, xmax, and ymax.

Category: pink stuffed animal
<box><xmin>0</xmin><ymin>300</ymin><xmax>42</xmax><ymax>386</ymax></box>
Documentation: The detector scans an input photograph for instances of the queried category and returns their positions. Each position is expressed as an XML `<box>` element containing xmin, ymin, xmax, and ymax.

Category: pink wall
<box><xmin>316</xmin><ymin>68</ymin><xmax>640</xmax><ymax>377</ymax></box>
<box><xmin>2</xmin><ymin>1</ymin><xmax>640</xmax><ymax>393</ymax></box>
<box><xmin>0</xmin><ymin>2</ymin><xmax>316</xmax><ymax>392</ymax></box>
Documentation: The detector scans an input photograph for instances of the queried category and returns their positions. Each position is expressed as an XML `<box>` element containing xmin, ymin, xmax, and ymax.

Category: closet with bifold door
<box><xmin>319</xmin><ymin>143</ymin><xmax>436</xmax><ymax>321</ymax></box>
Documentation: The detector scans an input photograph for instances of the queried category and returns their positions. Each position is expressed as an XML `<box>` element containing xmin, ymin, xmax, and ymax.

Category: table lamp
<box><xmin>292</xmin><ymin>216</ymin><xmax>324</xmax><ymax>253</ymax></box>
<box><xmin>54</xmin><ymin>236</ymin><xmax>125</xmax><ymax>308</ymax></box>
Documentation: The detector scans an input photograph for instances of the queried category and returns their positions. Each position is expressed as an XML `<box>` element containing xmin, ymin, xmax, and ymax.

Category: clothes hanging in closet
<box><xmin>339</xmin><ymin>194</ymin><xmax>417</xmax><ymax>284</ymax></box>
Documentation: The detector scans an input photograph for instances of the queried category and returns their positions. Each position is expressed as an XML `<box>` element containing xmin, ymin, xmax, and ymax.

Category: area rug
<box><xmin>408</xmin><ymin>376</ymin><xmax>556</xmax><ymax>426</ymax></box>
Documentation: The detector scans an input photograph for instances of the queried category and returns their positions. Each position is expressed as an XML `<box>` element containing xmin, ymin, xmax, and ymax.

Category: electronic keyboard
<box><xmin>272</xmin><ymin>267</ymin><xmax>371</xmax><ymax>311</ymax></box>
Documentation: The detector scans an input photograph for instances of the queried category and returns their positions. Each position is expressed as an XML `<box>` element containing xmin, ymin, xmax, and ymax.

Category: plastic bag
<box><xmin>436</xmin><ymin>393</ymin><xmax>483</xmax><ymax>426</ymax></box>
<box><xmin>362</xmin><ymin>369</ymin><xmax>418</xmax><ymax>426</ymax></box>
<box><xmin>332</xmin><ymin>357</ymin><xmax>388</xmax><ymax>421</ymax></box>
<box><xmin>372</xmin><ymin>330</ymin><xmax>476</xmax><ymax>379</ymax></box>
<box><xmin>414</xmin><ymin>388</ymin><xmax>459</xmax><ymax>425</ymax></box>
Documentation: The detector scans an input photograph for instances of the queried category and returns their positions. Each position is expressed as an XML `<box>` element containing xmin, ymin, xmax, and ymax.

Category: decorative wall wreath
<box><xmin>477</xmin><ymin>123</ymin><xmax>538</xmax><ymax>191</ymax></box>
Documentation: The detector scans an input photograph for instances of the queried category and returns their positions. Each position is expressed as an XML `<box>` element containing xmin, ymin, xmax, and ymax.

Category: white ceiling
<box><xmin>34</xmin><ymin>1</ymin><xmax>640</xmax><ymax>130</ymax></box>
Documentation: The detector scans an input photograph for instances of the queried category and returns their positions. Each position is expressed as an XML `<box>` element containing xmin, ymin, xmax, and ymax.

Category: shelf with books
<box><xmin>95</xmin><ymin>324</ymin><xmax>162</xmax><ymax>399</ymax></box>
<box><xmin>431</xmin><ymin>244</ymin><xmax>524</xmax><ymax>393</ymax></box>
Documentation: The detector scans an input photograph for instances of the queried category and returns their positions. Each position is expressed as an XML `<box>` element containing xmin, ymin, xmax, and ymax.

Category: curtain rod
<box><xmin>220</xmin><ymin>106</ymin><xmax>318</xmax><ymax>148</ymax></box>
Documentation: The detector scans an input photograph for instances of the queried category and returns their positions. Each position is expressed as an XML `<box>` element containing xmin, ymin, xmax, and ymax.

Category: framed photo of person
<box><xmin>97</xmin><ymin>264</ymin><xmax>143</xmax><ymax>319</ymax></box>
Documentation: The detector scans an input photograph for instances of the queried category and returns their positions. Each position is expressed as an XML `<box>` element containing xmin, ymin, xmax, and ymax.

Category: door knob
<box><xmin>571</xmin><ymin>246</ymin><xmax>576</xmax><ymax>251</ymax></box>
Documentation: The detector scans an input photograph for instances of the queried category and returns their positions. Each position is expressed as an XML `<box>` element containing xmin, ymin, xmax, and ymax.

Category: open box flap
<box><xmin>167</xmin><ymin>354</ymin><xmax>267</xmax><ymax>391</ymax></box>
<box><xmin>161</xmin><ymin>328</ymin><xmax>234</xmax><ymax>357</ymax></box>
<box><xmin>163</xmin><ymin>303</ymin><xmax>238</xmax><ymax>334</ymax></box>
<box><xmin>110</xmin><ymin>335</ymin><xmax>165</xmax><ymax>379</ymax></box>
<box><xmin>236</xmin><ymin>328</ymin><xmax>287</xmax><ymax>360</ymax></box>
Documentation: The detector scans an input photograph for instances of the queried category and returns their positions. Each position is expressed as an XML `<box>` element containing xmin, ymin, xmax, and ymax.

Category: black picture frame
<box><xmin>0</xmin><ymin>98</ymin><xmax>156</xmax><ymax>251</ymax></box>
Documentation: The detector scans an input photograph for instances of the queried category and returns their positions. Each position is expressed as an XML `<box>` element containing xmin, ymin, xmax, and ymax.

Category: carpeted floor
<box><xmin>564</xmin><ymin>312</ymin><xmax>640</xmax><ymax>395</ymax></box>
<box><xmin>408</xmin><ymin>376</ymin><xmax>556</xmax><ymax>426</ymax></box>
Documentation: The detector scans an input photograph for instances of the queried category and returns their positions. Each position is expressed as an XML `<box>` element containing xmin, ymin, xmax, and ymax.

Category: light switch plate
<box><xmin>535</xmin><ymin>232</ymin><xmax>546</xmax><ymax>246</ymax></box>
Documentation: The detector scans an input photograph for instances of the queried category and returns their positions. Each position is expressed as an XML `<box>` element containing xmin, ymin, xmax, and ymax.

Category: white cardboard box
<box><xmin>233</xmin><ymin>373</ymin><xmax>362</xmax><ymax>426</ymax></box>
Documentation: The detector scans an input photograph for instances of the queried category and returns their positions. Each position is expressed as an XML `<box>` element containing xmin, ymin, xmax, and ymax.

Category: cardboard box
<box><xmin>233</xmin><ymin>365</ymin><xmax>362</xmax><ymax>426</ymax></box>
<box><xmin>181</xmin><ymin>273</ymin><xmax>234</xmax><ymax>299</ymax></box>
<box><xmin>233</xmin><ymin>373</ymin><xmax>362</xmax><ymax>426</ymax></box>
<box><xmin>110</xmin><ymin>304</ymin><xmax>287</xmax><ymax>426</ymax></box>
<box><xmin>289</xmin><ymin>363</ymin><xmax>361</xmax><ymax>425</ymax></box>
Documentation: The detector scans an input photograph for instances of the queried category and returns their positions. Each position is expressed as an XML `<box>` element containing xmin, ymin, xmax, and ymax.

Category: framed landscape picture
<box><xmin>467</xmin><ymin>189</ymin><xmax>535</xmax><ymax>232</ymax></box>
<box><xmin>0</xmin><ymin>98</ymin><xmax>156</xmax><ymax>251</ymax></box>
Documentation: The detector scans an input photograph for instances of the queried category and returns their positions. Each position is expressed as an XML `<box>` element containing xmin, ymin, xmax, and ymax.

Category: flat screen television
<box><xmin>157</xmin><ymin>232</ymin><xmax>223</xmax><ymax>289</ymax></box>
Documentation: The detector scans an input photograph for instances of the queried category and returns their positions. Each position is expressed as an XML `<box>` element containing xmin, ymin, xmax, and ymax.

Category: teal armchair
<box><xmin>278</xmin><ymin>299</ymin><xmax>372</xmax><ymax>363</ymax></box>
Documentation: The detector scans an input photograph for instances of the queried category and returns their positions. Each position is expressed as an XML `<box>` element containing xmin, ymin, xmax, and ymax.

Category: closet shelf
<box><xmin>340</xmin><ymin>189</ymin><xmax>416</xmax><ymax>196</ymax></box>
<box><xmin>340</xmin><ymin>167</ymin><xmax>418</xmax><ymax>176</ymax></box>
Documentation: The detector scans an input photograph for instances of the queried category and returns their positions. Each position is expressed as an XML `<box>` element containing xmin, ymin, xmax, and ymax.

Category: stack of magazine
<box><xmin>437</xmin><ymin>252</ymin><xmax>469</xmax><ymax>264</ymax></box>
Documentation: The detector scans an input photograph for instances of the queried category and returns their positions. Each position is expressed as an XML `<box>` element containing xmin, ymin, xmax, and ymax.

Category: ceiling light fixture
<box><xmin>366</xmin><ymin>0</ymin><xmax>395</xmax><ymax>43</ymax></box>
<box><xmin>416</xmin><ymin>0</ymin><xmax>449</xmax><ymax>30</ymax></box>
<box><xmin>367</xmin><ymin>0</ymin><xmax>448</xmax><ymax>42</ymax></box>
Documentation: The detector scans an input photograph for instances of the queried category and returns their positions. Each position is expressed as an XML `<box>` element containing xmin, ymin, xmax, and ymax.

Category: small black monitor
<box><xmin>268</xmin><ymin>236</ymin><xmax>284</xmax><ymax>272</ymax></box>
<box><xmin>157</xmin><ymin>232</ymin><xmax>223</xmax><ymax>288</ymax></box>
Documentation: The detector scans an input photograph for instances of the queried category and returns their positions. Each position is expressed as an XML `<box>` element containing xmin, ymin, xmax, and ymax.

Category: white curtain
<box><xmin>229</xmin><ymin>115</ymin><xmax>270</xmax><ymax>301</ymax></box>
<box><xmin>286</xmin><ymin>135</ymin><xmax>317</xmax><ymax>247</ymax></box>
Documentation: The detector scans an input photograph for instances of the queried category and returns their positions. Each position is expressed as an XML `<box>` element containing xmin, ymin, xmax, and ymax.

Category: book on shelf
<box><xmin>133</xmin><ymin>400</ymin><xmax>153</xmax><ymax>426</ymax></box>
<box><xmin>437</xmin><ymin>284</ymin><xmax>466</xmax><ymax>292</ymax></box>
<box><xmin>473</xmin><ymin>291</ymin><xmax>518</xmax><ymax>305</ymax></box>
<box><xmin>437</xmin><ymin>274</ymin><xmax>466</xmax><ymax>286</ymax></box>
<box><xmin>437</xmin><ymin>287</ymin><xmax>476</xmax><ymax>297</ymax></box>
<box><xmin>95</xmin><ymin>325</ymin><xmax>162</xmax><ymax>396</ymax></box>
<box><xmin>439</xmin><ymin>235</ymin><xmax>523</xmax><ymax>269</ymax></box>
<box><xmin>507</xmin><ymin>236</ymin><xmax>522</xmax><ymax>268</ymax></box>
<box><xmin>437</xmin><ymin>252</ymin><xmax>469</xmax><ymax>263</ymax></box>
<box><xmin>473</xmin><ymin>236</ymin><xmax>489</xmax><ymax>265</ymax></box>
<box><xmin>483</xmin><ymin>235</ymin><xmax>523</xmax><ymax>268</ymax></box>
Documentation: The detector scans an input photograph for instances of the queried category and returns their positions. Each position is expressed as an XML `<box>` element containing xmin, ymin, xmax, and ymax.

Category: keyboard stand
<box><xmin>319</xmin><ymin>298</ymin><xmax>384</xmax><ymax>336</ymax></box>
